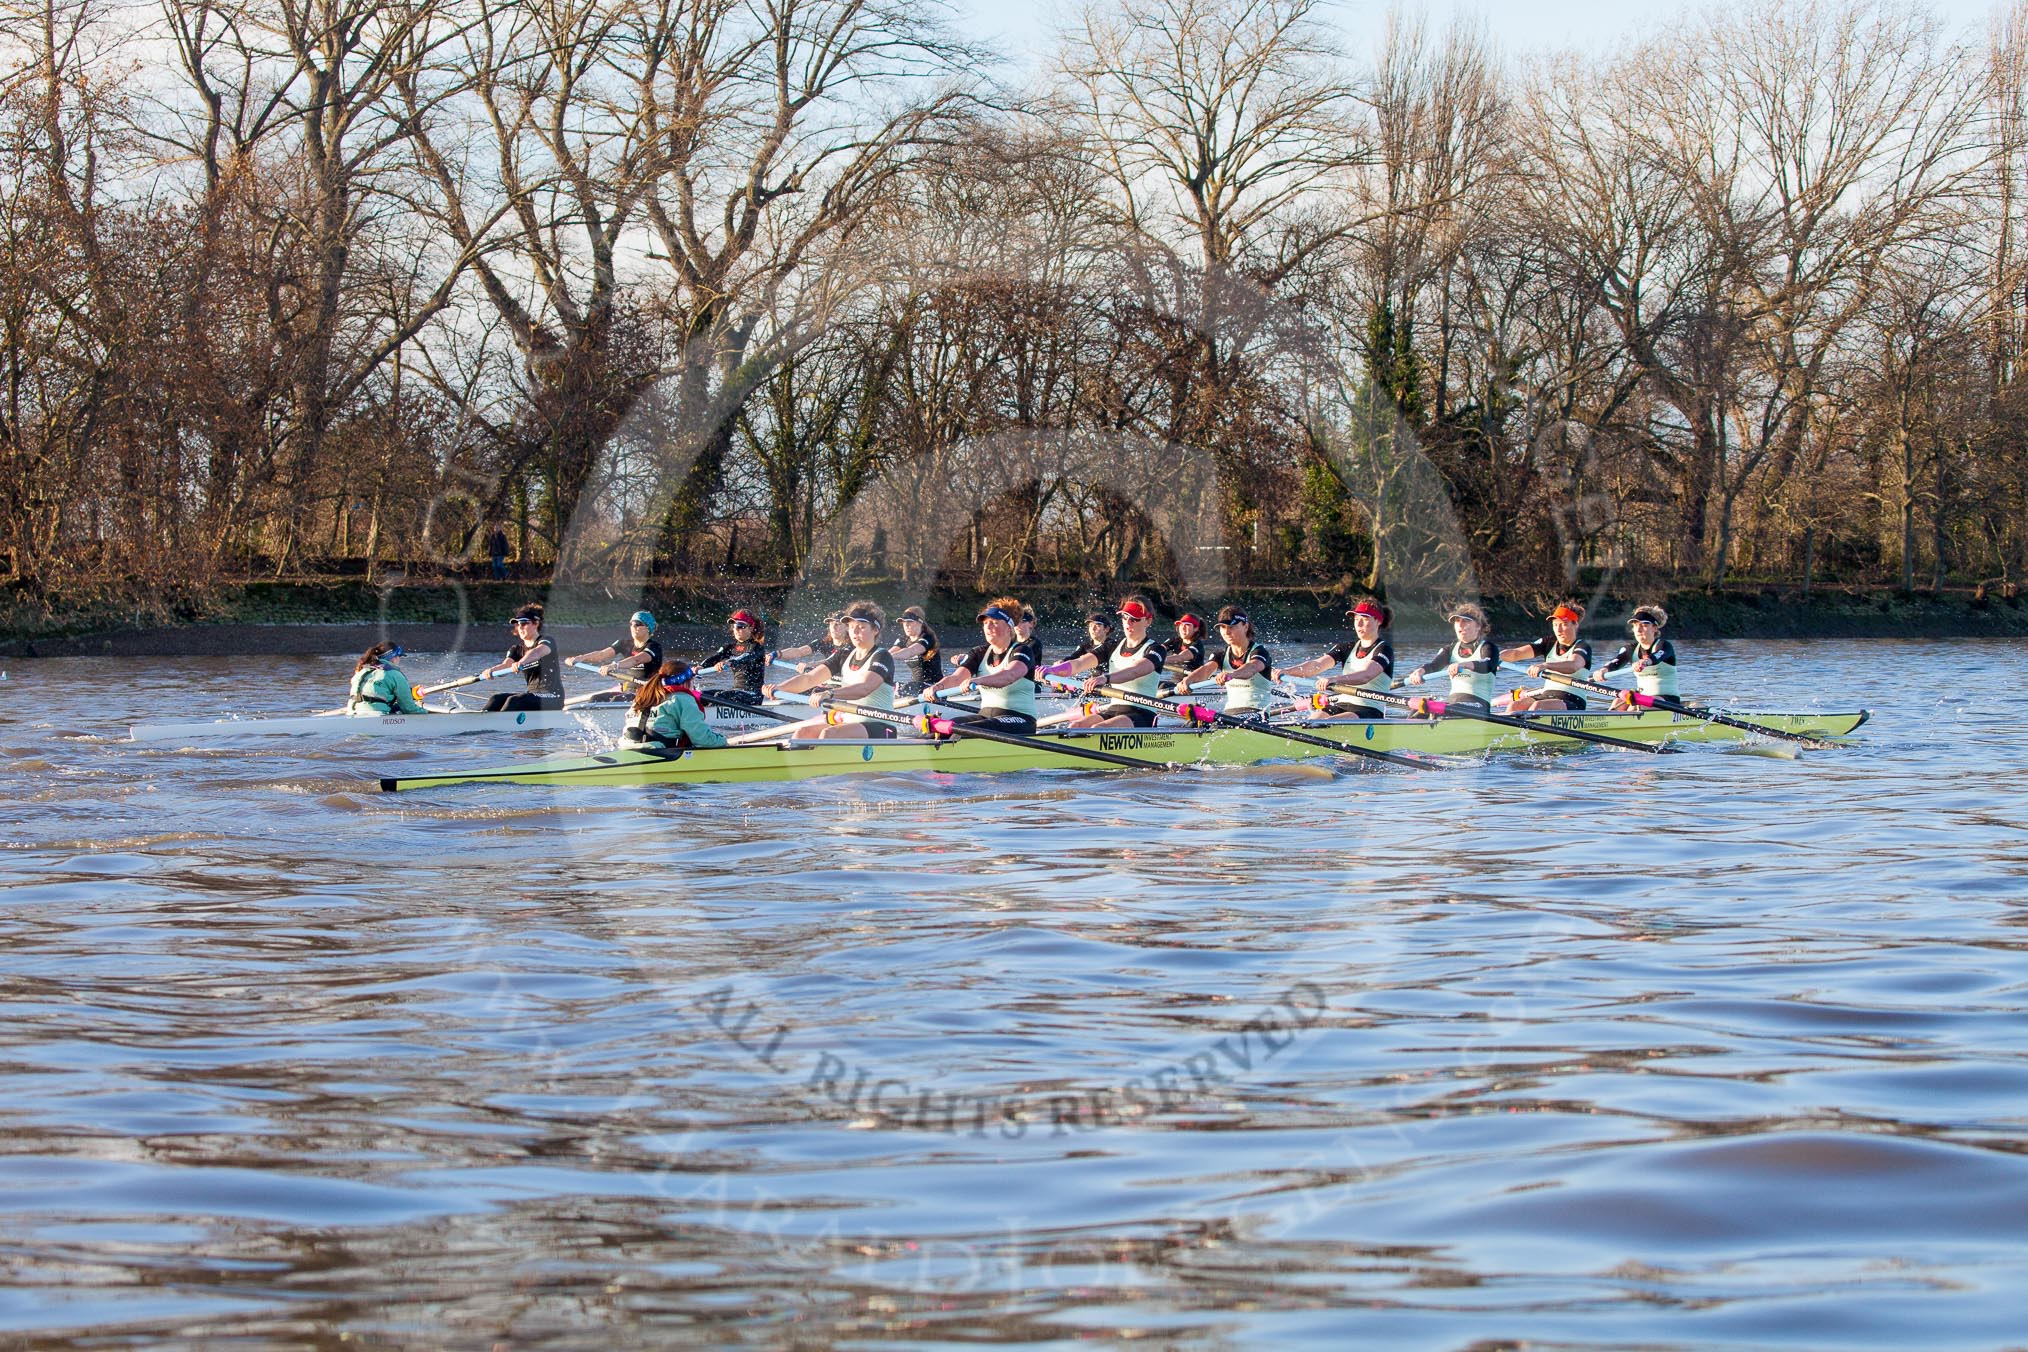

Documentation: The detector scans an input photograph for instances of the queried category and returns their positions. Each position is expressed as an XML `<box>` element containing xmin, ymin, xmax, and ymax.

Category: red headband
<box><xmin>1352</xmin><ymin>601</ymin><xmax>1386</xmax><ymax>621</ymax></box>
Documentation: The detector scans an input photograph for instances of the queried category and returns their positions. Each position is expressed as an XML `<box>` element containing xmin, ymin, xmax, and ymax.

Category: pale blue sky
<box><xmin>955</xmin><ymin>0</ymin><xmax>2012</xmax><ymax>69</ymax></box>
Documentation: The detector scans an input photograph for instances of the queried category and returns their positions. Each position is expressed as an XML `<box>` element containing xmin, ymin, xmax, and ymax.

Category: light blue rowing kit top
<box><xmin>1216</xmin><ymin>642</ymin><xmax>1275</xmax><ymax>713</ymax></box>
<box><xmin>825</xmin><ymin>646</ymin><xmax>896</xmax><ymax>710</ymax></box>
<box><xmin>1106</xmin><ymin>636</ymin><xmax>1165</xmax><ymax>697</ymax></box>
<box><xmin>1601</xmin><ymin>638</ymin><xmax>1679</xmax><ymax>699</ymax></box>
<box><xmin>638</xmin><ymin>691</ymin><xmax>728</xmax><ymax>749</ymax></box>
<box><xmin>974</xmin><ymin>644</ymin><xmax>1037</xmax><ymax>718</ymax></box>
<box><xmin>1413</xmin><ymin>638</ymin><xmax>1499</xmax><ymax>703</ymax></box>
<box><xmin>348</xmin><ymin>664</ymin><xmax>427</xmax><ymax>716</ymax></box>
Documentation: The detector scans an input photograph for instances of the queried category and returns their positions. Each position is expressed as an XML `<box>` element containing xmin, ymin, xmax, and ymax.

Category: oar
<box><xmin>1082</xmin><ymin>684</ymin><xmax>1447</xmax><ymax>772</ymax></box>
<box><xmin>568</xmin><ymin>658</ymin><xmax>645</xmax><ymax>691</ymax></box>
<box><xmin>899</xmin><ymin>688</ymin><xmax>982</xmax><ymax>713</ymax></box>
<box><xmin>753</xmin><ymin>691</ymin><xmax>1178</xmax><ymax>772</ymax></box>
<box><xmin>1360</xmin><ymin>685</ymin><xmax>1677</xmax><ymax>754</ymax></box>
<box><xmin>414</xmin><ymin>671</ymin><xmax>495</xmax><ymax>697</ymax></box>
<box><xmin>1504</xmin><ymin>664</ymin><xmax>1842</xmax><ymax>750</ymax></box>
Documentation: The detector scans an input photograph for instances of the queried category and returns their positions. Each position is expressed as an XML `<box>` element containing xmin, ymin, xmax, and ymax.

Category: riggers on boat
<box><xmin>377</xmin><ymin>707</ymin><xmax>1869</xmax><ymax>791</ymax></box>
<box><xmin>129</xmin><ymin>699</ymin><xmax>782</xmax><ymax>743</ymax></box>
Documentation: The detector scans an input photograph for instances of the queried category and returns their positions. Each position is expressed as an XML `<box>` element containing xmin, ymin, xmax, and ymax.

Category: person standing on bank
<box><xmin>486</xmin><ymin>524</ymin><xmax>510</xmax><ymax>581</ymax></box>
<box><xmin>566</xmin><ymin>611</ymin><xmax>663</xmax><ymax>703</ymax></box>
<box><xmin>482</xmin><ymin>605</ymin><xmax>565</xmax><ymax>712</ymax></box>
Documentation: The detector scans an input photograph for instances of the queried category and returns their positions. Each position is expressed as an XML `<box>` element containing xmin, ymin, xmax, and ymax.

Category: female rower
<box><xmin>1283</xmin><ymin>598</ymin><xmax>1393</xmax><ymax>718</ymax></box>
<box><xmin>1500</xmin><ymin>602</ymin><xmax>1592</xmax><ymax>711</ymax></box>
<box><xmin>347</xmin><ymin>641</ymin><xmax>429</xmax><ymax>716</ymax></box>
<box><xmin>623</xmin><ymin>659</ymin><xmax>729</xmax><ymax>749</ymax></box>
<box><xmin>565</xmin><ymin>610</ymin><xmax>663</xmax><ymax>702</ymax></box>
<box><xmin>1066</xmin><ymin>611</ymin><xmax>1115</xmax><ymax>663</ymax></box>
<box><xmin>1176</xmin><ymin>606</ymin><xmax>1274</xmax><ymax>716</ymax></box>
<box><xmin>1401</xmin><ymin>602</ymin><xmax>1498</xmax><ymax>709</ymax></box>
<box><xmin>698</xmin><ymin>610</ymin><xmax>770</xmax><ymax>705</ymax></box>
<box><xmin>1044</xmin><ymin>596</ymin><xmax>1167</xmax><ymax>730</ymax></box>
<box><xmin>483</xmin><ymin>605</ymin><xmax>565</xmax><ymax>712</ymax></box>
<box><xmin>777</xmin><ymin>612</ymin><xmax>848</xmax><ymax>670</ymax></box>
<box><xmin>1597</xmin><ymin>605</ymin><xmax>1678</xmax><ymax>711</ymax></box>
<box><xmin>762</xmin><ymin>601</ymin><xmax>898</xmax><ymax>740</ymax></box>
<box><xmin>927</xmin><ymin>599</ymin><xmax>1039</xmax><ymax>735</ymax></box>
<box><xmin>889</xmin><ymin>606</ymin><xmax>944</xmax><ymax>697</ymax></box>
<box><xmin>1015</xmin><ymin>606</ymin><xmax>1043</xmax><ymax>668</ymax></box>
<box><xmin>1160</xmin><ymin>614</ymin><xmax>1207</xmax><ymax>692</ymax></box>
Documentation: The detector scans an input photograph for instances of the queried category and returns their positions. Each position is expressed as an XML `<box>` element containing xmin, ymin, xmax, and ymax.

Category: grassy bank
<box><xmin>4</xmin><ymin>577</ymin><xmax>2024</xmax><ymax>657</ymax></box>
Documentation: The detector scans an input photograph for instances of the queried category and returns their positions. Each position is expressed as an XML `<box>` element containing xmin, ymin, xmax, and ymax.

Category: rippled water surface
<box><xmin>2</xmin><ymin>640</ymin><xmax>2025</xmax><ymax>1349</ymax></box>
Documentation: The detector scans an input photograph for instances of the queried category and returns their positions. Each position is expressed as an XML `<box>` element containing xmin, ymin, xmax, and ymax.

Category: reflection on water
<box><xmin>2</xmin><ymin>642</ymin><xmax>2026</xmax><ymax>1347</ymax></box>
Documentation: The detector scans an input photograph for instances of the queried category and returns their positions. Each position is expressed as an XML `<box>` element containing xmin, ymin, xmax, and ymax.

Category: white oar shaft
<box><xmin>568</xmin><ymin>658</ymin><xmax>642</xmax><ymax>687</ymax></box>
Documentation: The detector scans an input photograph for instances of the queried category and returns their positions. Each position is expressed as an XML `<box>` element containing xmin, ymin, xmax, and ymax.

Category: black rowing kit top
<box><xmin>701</xmin><ymin>640</ymin><xmax>769</xmax><ymax>694</ymax></box>
<box><xmin>1161</xmin><ymin>637</ymin><xmax>1206</xmax><ymax>676</ymax></box>
<box><xmin>607</xmin><ymin>633</ymin><xmax>663</xmax><ymax>678</ymax></box>
<box><xmin>1598</xmin><ymin>638</ymin><xmax>1675</xmax><ymax>675</ymax></box>
<box><xmin>895</xmin><ymin>628</ymin><xmax>943</xmax><ymax>689</ymax></box>
<box><xmin>505</xmin><ymin>639</ymin><xmax>565</xmax><ymax>698</ymax></box>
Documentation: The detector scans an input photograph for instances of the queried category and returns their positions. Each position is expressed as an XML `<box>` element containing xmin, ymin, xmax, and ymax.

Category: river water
<box><xmin>1</xmin><ymin>640</ymin><xmax>2024</xmax><ymax>1348</ymax></box>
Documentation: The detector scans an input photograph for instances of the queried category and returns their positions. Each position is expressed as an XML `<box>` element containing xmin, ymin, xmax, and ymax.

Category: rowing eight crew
<box><xmin>346</xmin><ymin>595</ymin><xmax>1681</xmax><ymax>729</ymax></box>
<box><xmin>696</xmin><ymin>596</ymin><xmax>1677</xmax><ymax>734</ymax></box>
